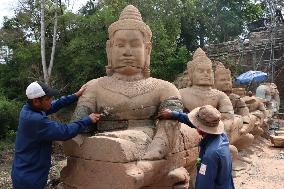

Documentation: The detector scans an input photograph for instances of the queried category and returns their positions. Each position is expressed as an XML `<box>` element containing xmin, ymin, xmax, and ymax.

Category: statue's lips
<box><xmin>200</xmin><ymin>77</ymin><xmax>211</xmax><ymax>80</ymax></box>
<box><xmin>114</xmin><ymin>58</ymin><xmax>143</xmax><ymax>69</ymax></box>
<box><xmin>114</xmin><ymin>65</ymin><xmax>143</xmax><ymax>69</ymax></box>
<box><xmin>119</xmin><ymin>59</ymin><xmax>136</xmax><ymax>64</ymax></box>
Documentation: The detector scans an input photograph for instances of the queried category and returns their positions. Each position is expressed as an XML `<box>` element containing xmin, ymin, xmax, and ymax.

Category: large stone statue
<box><xmin>214</xmin><ymin>63</ymin><xmax>256</xmax><ymax>149</ymax></box>
<box><xmin>60</xmin><ymin>5</ymin><xmax>199</xmax><ymax>189</ymax></box>
<box><xmin>179</xmin><ymin>48</ymin><xmax>239</xmax><ymax>143</ymax></box>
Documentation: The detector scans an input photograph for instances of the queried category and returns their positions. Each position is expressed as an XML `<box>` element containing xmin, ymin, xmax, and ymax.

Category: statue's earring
<box><xmin>143</xmin><ymin>65</ymin><xmax>150</xmax><ymax>78</ymax></box>
<box><xmin>106</xmin><ymin>65</ymin><xmax>114</xmax><ymax>76</ymax></box>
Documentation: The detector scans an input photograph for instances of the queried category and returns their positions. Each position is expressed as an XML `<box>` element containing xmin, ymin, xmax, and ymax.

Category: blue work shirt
<box><xmin>172</xmin><ymin>111</ymin><xmax>195</xmax><ymax>128</ymax></box>
<box><xmin>11</xmin><ymin>94</ymin><xmax>92</xmax><ymax>189</ymax></box>
<box><xmin>172</xmin><ymin>111</ymin><xmax>235</xmax><ymax>189</ymax></box>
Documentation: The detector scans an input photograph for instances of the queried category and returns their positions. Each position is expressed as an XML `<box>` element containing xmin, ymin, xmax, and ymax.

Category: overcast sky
<box><xmin>0</xmin><ymin>0</ymin><xmax>90</xmax><ymax>27</ymax></box>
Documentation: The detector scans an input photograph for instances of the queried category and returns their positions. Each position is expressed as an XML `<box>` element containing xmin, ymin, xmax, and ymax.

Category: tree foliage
<box><xmin>0</xmin><ymin>94</ymin><xmax>21</xmax><ymax>139</ymax></box>
<box><xmin>0</xmin><ymin>0</ymin><xmax>264</xmax><ymax>100</ymax></box>
<box><xmin>180</xmin><ymin>0</ymin><xmax>264</xmax><ymax>50</ymax></box>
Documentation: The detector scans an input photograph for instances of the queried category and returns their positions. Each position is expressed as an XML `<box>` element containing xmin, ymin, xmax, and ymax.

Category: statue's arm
<box><xmin>159</xmin><ymin>97</ymin><xmax>184</xmax><ymax>112</ymax></box>
<box><xmin>218</xmin><ymin>92</ymin><xmax>234</xmax><ymax>120</ymax></box>
<box><xmin>71</xmin><ymin>81</ymin><xmax>97</xmax><ymax>132</ymax></box>
<box><xmin>159</xmin><ymin>82</ymin><xmax>183</xmax><ymax>112</ymax></box>
<box><xmin>72</xmin><ymin>105</ymin><xmax>93</xmax><ymax>120</ymax></box>
<box><xmin>72</xmin><ymin>101</ymin><xmax>97</xmax><ymax>133</ymax></box>
<box><xmin>236</xmin><ymin>97</ymin><xmax>250</xmax><ymax>116</ymax></box>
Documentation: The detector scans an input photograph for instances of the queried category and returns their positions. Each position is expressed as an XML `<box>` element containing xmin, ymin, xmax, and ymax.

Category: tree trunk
<box><xmin>48</xmin><ymin>0</ymin><xmax>58</xmax><ymax>78</ymax></box>
<box><xmin>199</xmin><ymin>22</ymin><xmax>205</xmax><ymax>48</ymax></box>
<box><xmin>40</xmin><ymin>0</ymin><xmax>48</xmax><ymax>84</ymax></box>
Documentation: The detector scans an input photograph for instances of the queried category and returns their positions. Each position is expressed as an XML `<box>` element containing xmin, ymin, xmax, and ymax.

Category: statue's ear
<box><xmin>145</xmin><ymin>42</ymin><xmax>152</xmax><ymax>56</ymax></box>
<box><xmin>106</xmin><ymin>40</ymin><xmax>112</xmax><ymax>66</ymax></box>
<box><xmin>106</xmin><ymin>40</ymin><xmax>114</xmax><ymax>76</ymax></box>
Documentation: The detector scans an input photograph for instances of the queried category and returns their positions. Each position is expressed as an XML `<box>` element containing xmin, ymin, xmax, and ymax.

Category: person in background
<box><xmin>247</xmin><ymin>91</ymin><xmax>253</xmax><ymax>97</ymax></box>
<box><xmin>157</xmin><ymin>105</ymin><xmax>235</xmax><ymax>189</ymax></box>
<box><xmin>11</xmin><ymin>81</ymin><xmax>101</xmax><ymax>189</ymax></box>
<box><xmin>275</xmin><ymin>5</ymin><xmax>284</xmax><ymax>23</ymax></box>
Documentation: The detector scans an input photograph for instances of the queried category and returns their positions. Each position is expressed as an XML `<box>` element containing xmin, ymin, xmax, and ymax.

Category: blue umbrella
<box><xmin>235</xmin><ymin>70</ymin><xmax>268</xmax><ymax>85</ymax></box>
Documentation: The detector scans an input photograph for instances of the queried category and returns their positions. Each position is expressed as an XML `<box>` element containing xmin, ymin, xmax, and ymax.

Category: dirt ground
<box><xmin>1</xmin><ymin>137</ymin><xmax>283</xmax><ymax>189</ymax></box>
<box><xmin>0</xmin><ymin>142</ymin><xmax>66</xmax><ymax>189</ymax></box>
<box><xmin>233</xmin><ymin>137</ymin><xmax>284</xmax><ymax>189</ymax></box>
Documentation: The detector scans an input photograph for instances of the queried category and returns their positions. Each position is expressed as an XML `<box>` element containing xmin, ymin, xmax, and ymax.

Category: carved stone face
<box><xmin>270</xmin><ymin>85</ymin><xmax>277</xmax><ymax>96</ymax></box>
<box><xmin>215</xmin><ymin>74</ymin><xmax>232</xmax><ymax>92</ymax></box>
<box><xmin>192</xmin><ymin>63</ymin><xmax>214</xmax><ymax>86</ymax></box>
<box><xmin>110</xmin><ymin>29</ymin><xmax>147</xmax><ymax>76</ymax></box>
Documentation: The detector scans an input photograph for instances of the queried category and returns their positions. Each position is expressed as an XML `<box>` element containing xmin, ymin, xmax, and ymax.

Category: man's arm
<box><xmin>46</xmin><ymin>85</ymin><xmax>87</xmax><ymax>115</ymax></box>
<box><xmin>157</xmin><ymin>109</ymin><xmax>195</xmax><ymax>128</ymax></box>
<box><xmin>46</xmin><ymin>94</ymin><xmax>78</xmax><ymax>115</ymax></box>
<box><xmin>171</xmin><ymin>111</ymin><xmax>195</xmax><ymax>128</ymax></box>
<box><xmin>37</xmin><ymin>113</ymin><xmax>100</xmax><ymax>141</ymax></box>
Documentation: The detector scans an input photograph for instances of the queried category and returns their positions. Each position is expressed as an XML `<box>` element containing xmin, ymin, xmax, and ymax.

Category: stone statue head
<box><xmin>106</xmin><ymin>5</ymin><xmax>152</xmax><ymax>78</ymax></box>
<box><xmin>270</xmin><ymin>83</ymin><xmax>278</xmax><ymax>96</ymax></box>
<box><xmin>214</xmin><ymin>63</ymin><xmax>232</xmax><ymax>93</ymax></box>
<box><xmin>187</xmin><ymin>48</ymin><xmax>214</xmax><ymax>87</ymax></box>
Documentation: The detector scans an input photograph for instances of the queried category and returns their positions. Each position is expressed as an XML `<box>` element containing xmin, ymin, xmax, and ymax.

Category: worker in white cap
<box><xmin>11</xmin><ymin>81</ymin><xmax>101</xmax><ymax>189</ymax></box>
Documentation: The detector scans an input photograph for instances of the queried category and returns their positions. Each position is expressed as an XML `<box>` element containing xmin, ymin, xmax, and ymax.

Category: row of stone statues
<box><xmin>58</xmin><ymin>5</ymin><xmax>279</xmax><ymax>189</ymax></box>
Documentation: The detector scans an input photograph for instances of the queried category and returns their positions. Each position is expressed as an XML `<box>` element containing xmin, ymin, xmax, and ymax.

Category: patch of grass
<box><xmin>0</xmin><ymin>131</ymin><xmax>16</xmax><ymax>152</ymax></box>
<box><xmin>0</xmin><ymin>138</ymin><xmax>15</xmax><ymax>189</ymax></box>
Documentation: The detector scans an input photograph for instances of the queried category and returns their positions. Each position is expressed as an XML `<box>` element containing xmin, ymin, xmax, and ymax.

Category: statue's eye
<box><xmin>197</xmin><ymin>68</ymin><xmax>203</xmax><ymax>73</ymax></box>
<box><xmin>116</xmin><ymin>43</ymin><xmax>125</xmax><ymax>47</ymax></box>
<box><xmin>131</xmin><ymin>41</ymin><xmax>141</xmax><ymax>47</ymax></box>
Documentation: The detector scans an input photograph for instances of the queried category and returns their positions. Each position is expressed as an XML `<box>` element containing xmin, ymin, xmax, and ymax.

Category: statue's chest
<box><xmin>98</xmin><ymin>77</ymin><xmax>159</xmax><ymax>98</ymax></box>
<box><xmin>95</xmin><ymin>84</ymin><xmax>160</xmax><ymax>120</ymax></box>
<box><xmin>181</xmin><ymin>90</ymin><xmax>219</xmax><ymax>111</ymax></box>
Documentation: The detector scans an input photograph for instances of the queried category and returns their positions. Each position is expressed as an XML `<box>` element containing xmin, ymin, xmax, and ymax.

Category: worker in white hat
<box><xmin>12</xmin><ymin>81</ymin><xmax>101</xmax><ymax>189</ymax></box>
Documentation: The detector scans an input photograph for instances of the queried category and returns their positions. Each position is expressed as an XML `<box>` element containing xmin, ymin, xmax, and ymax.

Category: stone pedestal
<box><xmin>60</xmin><ymin>122</ymin><xmax>200</xmax><ymax>188</ymax></box>
<box><xmin>270</xmin><ymin>135</ymin><xmax>284</xmax><ymax>147</ymax></box>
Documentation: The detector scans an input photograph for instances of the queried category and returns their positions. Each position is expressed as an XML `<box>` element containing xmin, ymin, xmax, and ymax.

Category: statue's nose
<box><xmin>203</xmin><ymin>71</ymin><xmax>209</xmax><ymax>76</ymax></box>
<box><xmin>123</xmin><ymin>45</ymin><xmax>132</xmax><ymax>56</ymax></box>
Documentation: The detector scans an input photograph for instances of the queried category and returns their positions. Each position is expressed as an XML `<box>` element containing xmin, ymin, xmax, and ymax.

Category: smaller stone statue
<box><xmin>214</xmin><ymin>63</ymin><xmax>256</xmax><ymax>149</ymax></box>
<box><xmin>179</xmin><ymin>48</ymin><xmax>239</xmax><ymax>143</ymax></box>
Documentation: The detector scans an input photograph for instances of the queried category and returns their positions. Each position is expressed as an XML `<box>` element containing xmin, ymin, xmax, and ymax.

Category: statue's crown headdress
<box><xmin>108</xmin><ymin>5</ymin><xmax>152</xmax><ymax>41</ymax></box>
<box><xmin>215</xmin><ymin>62</ymin><xmax>231</xmax><ymax>77</ymax></box>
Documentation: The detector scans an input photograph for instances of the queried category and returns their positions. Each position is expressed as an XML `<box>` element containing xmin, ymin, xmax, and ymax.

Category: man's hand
<box><xmin>89</xmin><ymin>113</ymin><xmax>101</xmax><ymax>124</ymax></box>
<box><xmin>75</xmin><ymin>84</ymin><xmax>87</xmax><ymax>97</ymax></box>
<box><xmin>156</xmin><ymin>109</ymin><xmax>173</xmax><ymax>119</ymax></box>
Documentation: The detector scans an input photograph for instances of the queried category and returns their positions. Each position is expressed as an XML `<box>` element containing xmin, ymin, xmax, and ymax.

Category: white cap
<box><xmin>26</xmin><ymin>81</ymin><xmax>59</xmax><ymax>99</ymax></box>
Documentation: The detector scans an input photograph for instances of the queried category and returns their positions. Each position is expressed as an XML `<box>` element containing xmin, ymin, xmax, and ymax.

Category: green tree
<box><xmin>0</xmin><ymin>94</ymin><xmax>21</xmax><ymax>139</ymax></box>
<box><xmin>180</xmin><ymin>0</ymin><xmax>264</xmax><ymax>51</ymax></box>
<box><xmin>0</xmin><ymin>0</ymin><xmax>265</xmax><ymax>98</ymax></box>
